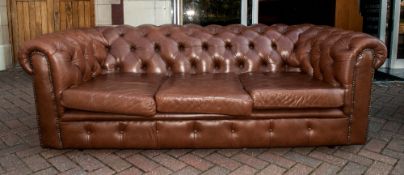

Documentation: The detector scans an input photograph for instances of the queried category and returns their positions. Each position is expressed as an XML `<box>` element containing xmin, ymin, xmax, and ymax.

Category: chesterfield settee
<box><xmin>18</xmin><ymin>24</ymin><xmax>387</xmax><ymax>149</ymax></box>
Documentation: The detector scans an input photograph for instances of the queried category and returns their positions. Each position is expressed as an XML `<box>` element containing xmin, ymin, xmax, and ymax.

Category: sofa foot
<box><xmin>327</xmin><ymin>145</ymin><xmax>337</xmax><ymax>149</ymax></box>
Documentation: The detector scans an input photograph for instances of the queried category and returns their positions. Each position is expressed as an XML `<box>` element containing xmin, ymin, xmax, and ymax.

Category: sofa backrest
<box><xmin>95</xmin><ymin>24</ymin><xmax>314</xmax><ymax>75</ymax></box>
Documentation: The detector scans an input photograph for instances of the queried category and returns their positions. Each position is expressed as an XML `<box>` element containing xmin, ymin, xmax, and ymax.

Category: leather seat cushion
<box><xmin>156</xmin><ymin>73</ymin><xmax>253</xmax><ymax>116</ymax></box>
<box><xmin>62</xmin><ymin>73</ymin><xmax>166</xmax><ymax>116</ymax></box>
<box><xmin>240</xmin><ymin>72</ymin><xmax>345</xmax><ymax>109</ymax></box>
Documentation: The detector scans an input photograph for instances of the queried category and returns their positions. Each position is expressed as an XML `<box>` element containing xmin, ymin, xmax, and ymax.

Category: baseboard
<box><xmin>0</xmin><ymin>44</ymin><xmax>12</xmax><ymax>71</ymax></box>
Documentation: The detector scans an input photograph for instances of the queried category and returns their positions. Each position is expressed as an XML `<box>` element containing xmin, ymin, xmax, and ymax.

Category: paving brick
<box><xmin>229</xmin><ymin>165</ymin><xmax>256</xmax><ymax>175</ymax></box>
<box><xmin>334</xmin><ymin>150</ymin><xmax>373</xmax><ymax>166</ymax></box>
<box><xmin>48</xmin><ymin>155</ymin><xmax>78</xmax><ymax>172</ymax></box>
<box><xmin>311</xmin><ymin>163</ymin><xmax>340</xmax><ymax>175</ymax></box>
<box><xmin>0</xmin><ymin>144</ymin><xmax>31</xmax><ymax>156</ymax></box>
<box><xmin>171</xmin><ymin>166</ymin><xmax>201</xmax><ymax>175</ymax></box>
<box><xmin>166</xmin><ymin>149</ymin><xmax>191</xmax><ymax>158</ymax></box>
<box><xmin>383</xmin><ymin>121</ymin><xmax>402</xmax><ymax>132</ymax></box>
<box><xmin>387</xmin><ymin>138</ymin><xmax>404</xmax><ymax>152</ymax></box>
<box><xmin>284</xmin><ymin>163</ymin><xmax>313</xmax><ymax>175</ymax></box>
<box><xmin>151</xmin><ymin>154</ymin><xmax>187</xmax><ymax>171</ymax></box>
<box><xmin>141</xmin><ymin>150</ymin><xmax>164</xmax><ymax>159</ymax></box>
<box><xmin>309</xmin><ymin>151</ymin><xmax>347</xmax><ymax>167</ymax></box>
<box><xmin>339</xmin><ymin>145</ymin><xmax>363</xmax><ymax>154</ymax></box>
<box><xmin>365</xmin><ymin>161</ymin><xmax>393</xmax><ymax>175</ymax></box>
<box><xmin>0</xmin><ymin>154</ymin><xmax>29</xmax><ymax>172</ymax></box>
<box><xmin>241</xmin><ymin>148</ymin><xmax>266</xmax><ymax>157</ymax></box>
<box><xmin>256</xmin><ymin>164</ymin><xmax>285</xmax><ymax>175</ymax></box>
<box><xmin>40</xmin><ymin>149</ymin><xmax>70</xmax><ymax>159</ymax></box>
<box><xmin>315</xmin><ymin>146</ymin><xmax>338</xmax><ymax>155</ymax></box>
<box><xmin>58</xmin><ymin>168</ymin><xmax>87</xmax><ymax>175</ymax></box>
<box><xmin>145</xmin><ymin>166</ymin><xmax>172</xmax><ymax>175</ymax></box>
<box><xmin>0</xmin><ymin>133</ymin><xmax>23</xmax><ymax>146</ymax></box>
<box><xmin>22</xmin><ymin>154</ymin><xmax>51</xmax><ymax>171</ymax></box>
<box><xmin>284</xmin><ymin>151</ymin><xmax>322</xmax><ymax>168</ymax></box>
<box><xmin>126</xmin><ymin>154</ymin><xmax>159</xmax><ymax>172</ymax></box>
<box><xmin>66</xmin><ymin>151</ymin><xmax>105</xmax><ymax>171</ymax></box>
<box><xmin>191</xmin><ymin>149</ymin><xmax>215</xmax><ymax>158</ymax></box>
<box><xmin>359</xmin><ymin>149</ymin><xmax>397</xmax><ymax>165</ymax></box>
<box><xmin>200</xmin><ymin>166</ymin><xmax>230</xmax><ymax>175</ymax></box>
<box><xmin>391</xmin><ymin>159</ymin><xmax>404</xmax><ymax>175</ymax></box>
<box><xmin>382</xmin><ymin>148</ymin><xmax>404</xmax><ymax>159</ymax></box>
<box><xmin>15</xmin><ymin>146</ymin><xmax>43</xmax><ymax>158</ymax></box>
<box><xmin>266</xmin><ymin>148</ymin><xmax>291</xmax><ymax>155</ymax></box>
<box><xmin>33</xmin><ymin>167</ymin><xmax>59</xmax><ymax>175</ymax></box>
<box><xmin>205</xmin><ymin>153</ymin><xmax>241</xmax><ymax>171</ymax></box>
<box><xmin>114</xmin><ymin>150</ymin><xmax>139</xmax><ymax>159</ymax></box>
<box><xmin>292</xmin><ymin>147</ymin><xmax>315</xmax><ymax>155</ymax></box>
<box><xmin>116</xmin><ymin>167</ymin><xmax>143</xmax><ymax>175</ymax></box>
<box><xmin>88</xmin><ymin>167</ymin><xmax>115</xmax><ymax>175</ymax></box>
<box><xmin>89</xmin><ymin>151</ymin><xmax>131</xmax><ymax>172</ymax></box>
<box><xmin>217</xmin><ymin>149</ymin><xmax>241</xmax><ymax>157</ymax></box>
<box><xmin>179</xmin><ymin>153</ymin><xmax>213</xmax><ymax>171</ymax></box>
<box><xmin>338</xmin><ymin>162</ymin><xmax>367</xmax><ymax>175</ymax></box>
<box><xmin>231</xmin><ymin>153</ymin><xmax>268</xmax><ymax>169</ymax></box>
<box><xmin>365</xmin><ymin>139</ymin><xmax>388</xmax><ymax>153</ymax></box>
<box><xmin>258</xmin><ymin>151</ymin><xmax>296</xmax><ymax>169</ymax></box>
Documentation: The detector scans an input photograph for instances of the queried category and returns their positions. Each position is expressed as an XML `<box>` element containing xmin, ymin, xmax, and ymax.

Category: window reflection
<box><xmin>183</xmin><ymin>0</ymin><xmax>241</xmax><ymax>26</ymax></box>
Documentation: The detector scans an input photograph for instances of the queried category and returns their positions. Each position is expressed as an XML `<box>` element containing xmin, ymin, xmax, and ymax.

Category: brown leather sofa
<box><xmin>18</xmin><ymin>24</ymin><xmax>387</xmax><ymax>149</ymax></box>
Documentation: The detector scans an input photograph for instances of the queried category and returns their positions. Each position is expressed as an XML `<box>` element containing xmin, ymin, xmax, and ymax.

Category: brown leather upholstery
<box><xmin>60</xmin><ymin>118</ymin><xmax>349</xmax><ymax>148</ymax></box>
<box><xmin>240</xmin><ymin>72</ymin><xmax>345</xmax><ymax>109</ymax></box>
<box><xmin>18</xmin><ymin>24</ymin><xmax>387</xmax><ymax>148</ymax></box>
<box><xmin>156</xmin><ymin>73</ymin><xmax>252</xmax><ymax>116</ymax></box>
<box><xmin>62</xmin><ymin>73</ymin><xmax>165</xmax><ymax>116</ymax></box>
<box><xmin>61</xmin><ymin>109</ymin><xmax>346</xmax><ymax>122</ymax></box>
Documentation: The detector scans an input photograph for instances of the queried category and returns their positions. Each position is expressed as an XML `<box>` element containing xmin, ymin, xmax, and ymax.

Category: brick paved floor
<box><xmin>0</xmin><ymin>68</ymin><xmax>403</xmax><ymax>175</ymax></box>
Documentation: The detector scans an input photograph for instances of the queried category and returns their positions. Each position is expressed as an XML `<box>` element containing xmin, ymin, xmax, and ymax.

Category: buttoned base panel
<box><xmin>60</xmin><ymin>118</ymin><xmax>349</xmax><ymax>148</ymax></box>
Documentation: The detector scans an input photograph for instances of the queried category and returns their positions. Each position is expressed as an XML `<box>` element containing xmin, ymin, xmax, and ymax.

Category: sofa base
<box><xmin>59</xmin><ymin>118</ymin><xmax>350</xmax><ymax>148</ymax></box>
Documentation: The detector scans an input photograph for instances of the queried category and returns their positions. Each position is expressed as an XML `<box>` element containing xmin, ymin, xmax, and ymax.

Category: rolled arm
<box><xmin>290</xmin><ymin>25</ymin><xmax>387</xmax><ymax>144</ymax></box>
<box><xmin>18</xmin><ymin>29</ymin><xmax>108</xmax><ymax>148</ymax></box>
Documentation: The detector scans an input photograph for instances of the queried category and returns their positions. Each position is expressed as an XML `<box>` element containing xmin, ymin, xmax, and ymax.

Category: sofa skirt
<box><xmin>59</xmin><ymin>118</ymin><xmax>349</xmax><ymax>148</ymax></box>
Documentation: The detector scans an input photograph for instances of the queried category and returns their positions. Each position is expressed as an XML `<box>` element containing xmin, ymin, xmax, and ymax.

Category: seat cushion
<box><xmin>62</xmin><ymin>73</ymin><xmax>166</xmax><ymax>116</ymax></box>
<box><xmin>156</xmin><ymin>74</ymin><xmax>253</xmax><ymax>116</ymax></box>
<box><xmin>240</xmin><ymin>72</ymin><xmax>345</xmax><ymax>109</ymax></box>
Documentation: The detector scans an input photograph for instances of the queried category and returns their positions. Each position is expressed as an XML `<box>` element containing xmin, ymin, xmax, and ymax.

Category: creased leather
<box><xmin>240</xmin><ymin>72</ymin><xmax>345</xmax><ymax>109</ymax></box>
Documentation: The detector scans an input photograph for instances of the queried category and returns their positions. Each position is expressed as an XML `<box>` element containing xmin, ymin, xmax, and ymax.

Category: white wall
<box><xmin>95</xmin><ymin>0</ymin><xmax>120</xmax><ymax>25</ymax></box>
<box><xmin>0</xmin><ymin>0</ymin><xmax>12</xmax><ymax>70</ymax></box>
<box><xmin>124</xmin><ymin>0</ymin><xmax>172</xmax><ymax>26</ymax></box>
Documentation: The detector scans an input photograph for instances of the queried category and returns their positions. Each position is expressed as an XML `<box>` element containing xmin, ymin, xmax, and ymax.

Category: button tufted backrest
<box><xmin>94</xmin><ymin>24</ymin><xmax>309</xmax><ymax>75</ymax></box>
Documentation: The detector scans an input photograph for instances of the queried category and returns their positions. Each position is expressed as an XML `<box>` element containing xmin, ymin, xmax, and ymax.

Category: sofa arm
<box><xmin>290</xmin><ymin>25</ymin><xmax>387</xmax><ymax>144</ymax></box>
<box><xmin>18</xmin><ymin>29</ymin><xmax>108</xmax><ymax>148</ymax></box>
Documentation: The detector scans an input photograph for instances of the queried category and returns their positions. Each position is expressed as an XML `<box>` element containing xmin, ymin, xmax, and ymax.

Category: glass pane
<box><xmin>398</xmin><ymin>0</ymin><xmax>404</xmax><ymax>58</ymax></box>
<box><xmin>257</xmin><ymin>0</ymin><xmax>335</xmax><ymax>26</ymax></box>
<box><xmin>124</xmin><ymin>0</ymin><xmax>173</xmax><ymax>26</ymax></box>
<box><xmin>183</xmin><ymin>0</ymin><xmax>241</xmax><ymax>26</ymax></box>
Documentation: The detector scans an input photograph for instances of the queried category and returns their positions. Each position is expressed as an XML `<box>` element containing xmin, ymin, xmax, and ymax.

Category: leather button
<box><xmin>248</xmin><ymin>42</ymin><xmax>255</xmax><ymax>49</ymax></box>
<box><xmin>193</xmin><ymin>130</ymin><xmax>198</xmax><ymax>133</ymax></box>
<box><xmin>231</xmin><ymin>129</ymin><xmax>235</xmax><ymax>133</ymax></box>
<box><xmin>130</xmin><ymin>46</ymin><xmax>136</xmax><ymax>52</ymax></box>
<box><xmin>225</xmin><ymin>42</ymin><xmax>232</xmax><ymax>50</ymax></box>
<box><xmin>178</xmin><ymin>43</ymin><xmax>185</xmax><ymax>51</ymax></box>
<box><xmin>154</xmin><ymin>44</ymin><xmax>161</xmax><ymax>53</ymax></box>
<box><xmin>202</xmin><ymin>43</ymin><xmax>209</xmax><ymax>51</ymax></box>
